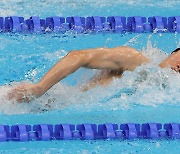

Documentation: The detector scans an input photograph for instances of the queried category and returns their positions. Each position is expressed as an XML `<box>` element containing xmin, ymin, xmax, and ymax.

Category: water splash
<box><xmin>0</xmin><ymin>41</ymin><xmax>179</xmax><ymax>115</ymax></box>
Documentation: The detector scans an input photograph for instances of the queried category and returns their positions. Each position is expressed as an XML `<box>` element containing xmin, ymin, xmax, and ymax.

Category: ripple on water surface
<box><xmin>0</xmin><ymin>40</ymin><xmax>179</xmax><ymax>114</ymax></box>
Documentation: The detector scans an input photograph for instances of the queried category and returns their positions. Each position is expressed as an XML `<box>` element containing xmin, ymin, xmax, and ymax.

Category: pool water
<box><xmin>0</xmin><ymin>0</ymin><xmax>180</xmax><ymax>153</ymax></box>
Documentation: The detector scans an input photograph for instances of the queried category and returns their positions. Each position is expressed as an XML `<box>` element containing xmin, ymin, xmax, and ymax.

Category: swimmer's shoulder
<box><xmin>112</xmin><ymin>46</ymin><xmax>140</xmax><ymax>54</ymax></box>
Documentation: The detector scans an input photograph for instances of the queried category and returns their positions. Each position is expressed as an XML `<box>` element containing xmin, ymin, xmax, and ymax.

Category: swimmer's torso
<box><xmin>81</xmin><ymin>46</ymin><xmax>149</xmax><ymax>90</ymax></box>
<box><xmin>82</xmin><ymin>69</ymin><xmax>123</xmax><ymax>91</ymax></box>
<box><xmin>82</xmin><ymin>46</ymin><xmax>149</xmax><ymax>71</ymax></box>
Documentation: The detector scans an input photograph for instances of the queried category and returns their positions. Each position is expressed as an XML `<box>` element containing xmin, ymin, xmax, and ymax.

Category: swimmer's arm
<box><xmin>37</xmin><ymin>48</ymin><xmax>119</xmax><ymax>95</ymax></box>
<box><xmin>8</xmin><ymin>46</ymin><xmax>149</xmax><ymax>102</ymax></box>
<box><xmin>8</xmin><ymin>47</ymin><xmax>120</xmax><ymax>102</ymax></box>
<box><xmin>37</xmin><ymin>47</ymin><xmax>150</xmax><ymax>95</ymax></box>
<box><xmin>159</xmin><ymin>57</ymin><xmax>169</xmax><ymax>68</ymax></box>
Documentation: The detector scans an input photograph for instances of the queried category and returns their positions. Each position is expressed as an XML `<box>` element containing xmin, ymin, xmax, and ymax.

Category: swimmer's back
<box><xmin>79</xmin><ymin>46</ymin><xmax>149</xmax><ymax>71</ymax></box>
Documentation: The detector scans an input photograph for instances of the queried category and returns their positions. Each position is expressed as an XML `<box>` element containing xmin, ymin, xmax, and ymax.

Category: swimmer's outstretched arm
<box><xmin>8</xmin><ymin>46</ymin><xmax>148</xmax><ymax>102</ymax></box>
<box><xmin>37</xmin><ymin>48</ymin><xmax>123</xmax><ymax>95</ymax></box>
<box><xmin>7</xmin><ymin>47</ymin><xmax>121</xmax><ymax>102</ymax></box>
<box><xmin>37</xmin><ymin>50</ymin><xmax>91</xmax><ymax>94</ymax></box>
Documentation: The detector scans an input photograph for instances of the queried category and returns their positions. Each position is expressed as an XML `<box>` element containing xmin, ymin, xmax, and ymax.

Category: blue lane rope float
<box><xmin>0</xmin><ymin>16</ymin><xmax>180</xmax><ymax>33</ymax></box>
<box><xmin>0</xmin><ymin>123</ymin><xmax>179</xmax><ymax>142</ymax></box>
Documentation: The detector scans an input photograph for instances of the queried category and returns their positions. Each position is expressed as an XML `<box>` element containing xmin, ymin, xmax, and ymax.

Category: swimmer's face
<box><xmin>169</xmin><ymin>51</ymin><xmax>180</xmax><ymax>72</ymax></box>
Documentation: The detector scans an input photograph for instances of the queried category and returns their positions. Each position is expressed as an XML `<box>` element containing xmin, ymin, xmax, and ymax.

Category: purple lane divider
<box><xmin>54</xmin><ymin>124</ymin><xmax>75</xmax><ymax>140</ymax></box>
<box><xmin>46</xmin><ymin>16</ymin><xmax>65</xmax><ymax>32</ymax></box>
<box><xmin>107</xmin><ymin>16</ymin><xmax>126</xmax><ymax>33</ymax></box>
<box><xmin>127</xmin><ymin>16</ymin><xmax>146</xmax><ymax>33</ymax></box>
<box><xmin>0</xmin><ymin>17</ymin><xmax>3</xmax><ymax>31</ymax></box>
<box><xmin>0</xmin><ymin>125</ymin><xmax>10</xmax><ymax>142</ymax></box>
<box><xmin>0</xmin><ymin>123</ymin><xmax>179</xmax><ymax>142</ymax></box>
<box><xmin>66</xmin><ymin>16</ymin><xmax>85</xmax><ymax>33</ymax></box>
<box><xmin>11</xmin><ymin>124</ymin><xmax>31</xmax><ymax>141</ymax></box>
<box><xmin>168</xmin><ymin>16</ymin><xmax>180</xmax><ymax>33</ymax></box>
<box><xmin>5</xmin><ymin>16</ymin><xmax>24</xmax><ymax>32</ymax></box>
<box><xmin>26</xmin><ymin>16</ymin><xmax>45</xmax><ymax>32</ymax></box>
<box><xmin>33</xmin><ymin>124</ymin><xmax>53</xmax><ymax>141</ymax></box>
<box><xmin>148</xmin><ymin>16</ymin><xmax>167</xmax><ymax>32</ymax></box>
<box><xmin>0</xmin><ymin>16</ymin><xmax>180</xmax><ymax>33</ymax></box>
<box><xmin>98</xmin><ymin>123</ymin><xmax>118</xmax><ymax>139</ymax></box>
<box><xmin>141</xmin><ymin>123</ymin><xmax>162</xmax><ymax>139</ymax></box>
<box><xmin>120</xmin><ymin>123</ymin><xmax>140</xmax><ymax>139</ymax></box>
<box><xmin>86</xmin><ymin>16</ymin><xmax>106</xmax><ymax>32</ymax></box>
<box><xmin>164</xmin><ymin>123</ymin><xmax>180</xmax><ymax>139</ymax></box>
<box><xmin>77</xmin><ymin>124</ymin><xmax>97</xmax><ymax>140</ymax></box>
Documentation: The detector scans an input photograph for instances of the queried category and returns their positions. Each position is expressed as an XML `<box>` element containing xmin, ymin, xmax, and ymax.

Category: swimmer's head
<box><xmin>159</xmin><ymin>48</ymin><xmax>180</xmax><ymax>73</ymax></box>
<box><xmin>169</xmin><ymin>48</ymin><xmax>180</xmax><ymax>72</ymax></box>
<box><xmin>171</xmin><ymin>48</ymin><xmax>180</xmax><ymax>54</ymax></box>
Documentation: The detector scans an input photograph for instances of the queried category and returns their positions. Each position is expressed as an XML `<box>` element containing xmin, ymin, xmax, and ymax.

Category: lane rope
<box><xmin>0</xmin><ymin>16</ymin><xmax>180</xmax><ymax>33</ymax></box>
<box><xmin>0</xmin><ymin>123</ymin><xmax>179</xmax><ymax>141</ymax></box>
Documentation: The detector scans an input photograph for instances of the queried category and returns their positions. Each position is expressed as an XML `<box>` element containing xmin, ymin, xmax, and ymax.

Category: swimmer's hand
<box><xmin>7</xmin><ymin>83</ymin><xmax>42</xmax><ymax>103</ymax></box>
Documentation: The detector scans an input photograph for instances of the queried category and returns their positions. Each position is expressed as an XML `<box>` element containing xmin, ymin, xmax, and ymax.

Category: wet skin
<box><xmin>7</xmin><ymin>46</ymin><xmax>180</xmax><ymax>102</ymax></box>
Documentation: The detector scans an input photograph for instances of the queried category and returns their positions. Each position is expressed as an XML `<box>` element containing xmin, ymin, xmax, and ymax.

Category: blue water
<box><xmin>0</xmin><ymin>0</ymin><xmax>180</xmax><ymax>153</ymax></box>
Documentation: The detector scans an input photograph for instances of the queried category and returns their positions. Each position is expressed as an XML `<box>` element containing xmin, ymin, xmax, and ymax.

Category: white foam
<box><xmin>0</xmin><ymin>41</ymin><xmax>180</xmax><ymax>114</ymax></box>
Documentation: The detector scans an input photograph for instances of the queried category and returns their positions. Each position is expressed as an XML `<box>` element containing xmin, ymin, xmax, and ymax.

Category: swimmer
<box><xmin>7</xmin><ymin>46</ymin><xmax>180</xmax><ymax>103</ymax></box>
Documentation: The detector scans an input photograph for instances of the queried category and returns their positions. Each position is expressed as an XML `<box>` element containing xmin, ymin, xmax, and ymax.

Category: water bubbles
<box><xmin>25</xmin><ymin>68</ymin><xmax>39</xmax><ymax>81</ymax></box>
<box><xmin>0</xmin><ymin>38</ymin><xmax>180</xmax><ymax>114</ymax></box>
